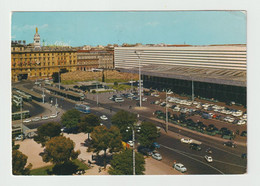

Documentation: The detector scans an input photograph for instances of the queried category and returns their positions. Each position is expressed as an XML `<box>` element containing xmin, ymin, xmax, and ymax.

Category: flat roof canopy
<box><xmin>117</xmin><ymin>65</ymin><xmax>246</xmax><ymax>87</ymax></box>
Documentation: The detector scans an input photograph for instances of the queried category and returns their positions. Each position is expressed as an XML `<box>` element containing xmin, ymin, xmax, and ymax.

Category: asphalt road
<box><xmin>14</xmin><ymin>81</ymin><xmax>247</xmax><ymax>174</ymax></box>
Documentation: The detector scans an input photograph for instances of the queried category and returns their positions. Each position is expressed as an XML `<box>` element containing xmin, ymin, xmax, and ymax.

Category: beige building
<box><xmin>77</xmin><ymin>50</ymin><xmax>114</xmax><ymax>71</ymax></box>
<box><xmin>11</xmin><ymin>44</ymin><xmax>77</xmax><ymax>81</ymax></box>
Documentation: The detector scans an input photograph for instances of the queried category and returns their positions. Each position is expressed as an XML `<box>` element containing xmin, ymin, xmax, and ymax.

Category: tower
<box><xmin>34</xmin><ymin>27</ymin><xmax>41</xmax><ymax>49</ymax></box>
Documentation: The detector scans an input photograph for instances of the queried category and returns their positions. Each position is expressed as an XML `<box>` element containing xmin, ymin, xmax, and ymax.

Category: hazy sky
<box><xmin>11</xmin><ymin>11</ymin><xmax>246</xmax><ymax>47</ymax></box>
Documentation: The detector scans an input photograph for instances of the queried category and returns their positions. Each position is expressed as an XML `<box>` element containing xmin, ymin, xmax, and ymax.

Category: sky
<box><xmin>11</xmin><ymin>11</ymin><xmax>246</xmax><ymax>47</ymax></box>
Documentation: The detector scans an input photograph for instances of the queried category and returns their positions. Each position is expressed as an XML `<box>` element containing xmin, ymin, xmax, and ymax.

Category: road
<box><xmin>13</xmin><ymin>80</ymin><xmax>247</xmax><ymax>174</ymax></box>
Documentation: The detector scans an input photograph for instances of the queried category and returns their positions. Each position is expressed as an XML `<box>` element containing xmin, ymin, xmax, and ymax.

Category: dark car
<box><xmin>240</xmin><ymin>131</ymin><xmax>247</xmax><ymax>137</ymax></box>
<box><xmin>241</xmin><ymin>153</ymin><xmax>247</xmax><ymax>159</ymax></box>
<box><xmin>138</xmin><ymin>147</ymin><xmax>153</xmax><ymax>156</ymax></box>
<box><xmin>189</xmin><ymin>143</ymin><xmax>202</xmax><ymax>151</ymax></box>
<box><xmin>223</xmin><ymin>141</ymin><xmax>237</xmax><ymax>148</ymax></box>
<box><xmin>152</xmin><ymin>142</ymin><xmax>160</xmax><ymax>149</ymax></box>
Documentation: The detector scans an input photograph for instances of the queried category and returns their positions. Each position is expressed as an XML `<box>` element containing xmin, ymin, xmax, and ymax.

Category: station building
<box><xmin>114</xmin><ymin>45</ymin><xmax>247</xmax><ymax>105</ymax></box>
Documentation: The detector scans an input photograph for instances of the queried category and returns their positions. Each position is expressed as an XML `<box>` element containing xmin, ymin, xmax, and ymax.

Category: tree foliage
<box><xmin>78</xmin><ymin>114</ymin><xmax>100</xmax><ymax>139</ymax></box>
<box><xmin>111</xmin><ymin>110</ymin><xmax>137</xmax><ymax>141</ymax></box>
<box><xmin>42</xmin><ymin>136</ymin><xmax>80</xmax><ymax>165</ymax></box>
<box><xmin>108</xmin><ymin>149</ymin><xmax>145</xmax><ymax>175</ymax></box>
<box><xmin>138</xmin><ymin>121</ymin><xmax>158</xmax><ymax>148</ymax></box>
<box><xmin>34</xmin><ymin>122</ymin><xmax>61</xmax><ymax>146</ymax></box>
<box><xmin>12</xmin><ymin>150</ymin><xmax>32</xmax><ymax>175</ymax></box>
<box><xmin>61</xmin><ymin>109</ymin><xmax>81</xmax><ymax>129</ymax></box>
<box><xmin>90</xmin><ymin>126</ymin><xmax>123</xmax><ymax>168</ymax></box>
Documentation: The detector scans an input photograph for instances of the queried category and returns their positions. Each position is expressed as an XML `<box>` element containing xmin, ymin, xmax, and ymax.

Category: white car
<box><xmin>152</xmin><ymin>153</ymin><xmax>162</xmax><ymax>161</ymax></box>
<box><xmin>237</xmin><ymin>120</ymin><xmax>246</xmax><ymax>125</ymax></box>
<box><xmin>50</xmin><ymin>114</ymin><xmax>57</xmax><ymax>118</ymax></box>
<box><xmin>32</xmin><ymin>117</ymin><xmax>41</xmax><ymax>122</ymax></box>
<box><xmin>173</xmin><ymin>163</ymin><xmax>187</xmax><ymax>173</ymax></box>
<box><xmin>42</xmin><ymin>115</ymin><xmax>49</xmax><ymax>120</ymax></box>
<box><xmin>127</xmin><ymin>140</ymin><xmax>134</xmax><ymax>147</ymax></box>
<box><xmin>100</xmin><ymin>115</ymin><xmax>108</xmax><ymax>120</ymax></box>
<box><xmin>23</xmin><ymin>119</ymin><xmax>31</xmax><ymax>123</ymax></box>
<box><xmin>204</xmin><ymin>155</ymin><xmax>213</xmax><ymax>163</ymax></box>
<box><xmin>15</xmin><ymin>135</ymin><xmax>22</xmax><ymax>141</ymax></box>
<box><xmin>180</xmin><ymin>138</ymin><xmax>193</xmax><ymax>144</ymax></box>
<box><xmin>142</xmin><ymin>97</ymin><xmax>147</xmax><ymax>102</ymax></box>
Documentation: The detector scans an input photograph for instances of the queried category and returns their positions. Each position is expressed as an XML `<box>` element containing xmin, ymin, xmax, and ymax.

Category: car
<box><xmin>50</xmin><ymin>114</ymin><xmax>57</xmax><ymax>118</ymax></box>
<box><xmin>173</xmin><ymin>163</ymin><xmax>187</xmax><ymax>173</ymax></box>
<box><xmin>204</xmin><ymin>155</ymin><xmax>213</xmax><ymax>162</ymax></box>
<box><xmin>15</xmin><ymin>134</ymin><xmax>22</xmax><ymax>141</ymax></box>
<box><xmin>180</xmin><ymin>138</ymin><xmax>193</xmax><ymax>144</ymax></box>
<box><xmin>205</xmin><ymin>148</ymin><xmax>212</xmax><ymax>154</ymax></box>
<box><xmin>100</xmin><ymin>115</ymin><xmax>108</xmax><ymax>120</ymax></box>
<box><xmin>115</xmin><ymin>98</ymin><xmax>124</xmax><ymax>103</ymax></box>
<box><xmin>190</xmin><ymin>143</ymin><xmax>202</xmax><ymax>151</ymax></box>
<box><xmin>138</xmin><ymin>147</ymin><xmax>153</xmax><ymax>156</ymax></box>
<box><xmin>127</xmin><ymin>140</ymin><xmax>134</xmax><ymax>147</ymax></box>
<box><xmin>32</xmin><ymin>117</ymin><xmax>41</xmax><ymax>122</ymax></box>
<box><xmin>241</xmin><ymin>153</ymin><xmax>247</xmax><ymax>159</ymax></box>
<box><xmin>223</xmin><ymin>141</ymin><xmax>237</xmax><ymax>148</ymax></box>
<box><xmin>152</xmin><ymin>153</ymin><xmax>162</xmax><ymax>160</ymax></box>
<box><xmin>23</xmin><ymin>119</ymin><xmax>31</xmax><ymax>123</ymax></box>
<box><xmin>152</xmin><ymin>142</ymin><xmax>160</xmax><ymax>148</ymax></box>
<box><xmin>42</xmin><ymin>115</ymin><xmax>49</xmax><ymax>120</ymax></box>
<box><xmin>142</xmin><ymin>97</ymin><xmax>147</xmax><ymax>102</ymax></box>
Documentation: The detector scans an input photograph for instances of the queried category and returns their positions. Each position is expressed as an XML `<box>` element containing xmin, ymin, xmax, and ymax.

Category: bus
<box><xmin>12</xmin><ymin>110</ymin><xmax>30</xmax><ymax>121</ymax></box>
<box><xmin>75</xmin><ymin>104</ymin><xmax>90</xmax><ymax>114</ymax></box>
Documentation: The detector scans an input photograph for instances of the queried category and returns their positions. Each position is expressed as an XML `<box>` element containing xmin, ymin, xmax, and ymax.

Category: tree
<box><xmin>78</xmin><ymin>114</ymin><xmax>100</xmax><ymax>139</ymax></box>
<box><xmin>108</xmin><ymin>149</ymin><xmax>145</xmax><ymax>175</ymax></box>
<box><xmin>61</xmin><ymin>109</ymin><xmax>81</xmax><ymax>130</ymax></box>
<box><xmin>52</xmin><ymin>72</ymin><xmax>59</xmax><ymax>83</ymax></box>
<box><xmin>12</xmin><ymin>150</ymin><xmax>32</xmax><ymax>175</ymax></box>
<box><xmin>42</xmin><ymin>136</ymin><xmax>80</xmax><ymax>165</ymax></box>
<box><xmin>90</xmin><ymin>126</ymin><xmax>123</xmax><ymax>168</ymax></box>
<box><xmin>114</xmin><ymin>81</ymin><xmax>118</xmax><ymax>86</ymax></box>
<box><xmin>138</xmin><ymin>121</ymin><xmax>158</xmax><ymax>148</ymax></box>
<box><xmin>34</xmin><ymin>122</ymin><xmax>61</xmax><ymax>146</ymax></box>
<box><xmin>111</xmin><ymin>110</ymin><xmax>137</xmax><ymax>141</ymax></box>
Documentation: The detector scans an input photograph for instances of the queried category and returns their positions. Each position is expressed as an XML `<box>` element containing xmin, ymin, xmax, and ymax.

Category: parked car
<box><xmin>241</xmin><ymin>153</ymin><xmax>247</xmax><ymax>159</ymax></box>
<box><xmin>32</xmin><ymin>117</ymin><xmax>41</xmax><ymax>122</ymax></box>
<box><xmin>173</xmin><ymin>163</ymin><xmax>187</xmax><ymax>173</ymax></box>
<box><xmin>152</xmin><ymin>153</ymin><xmax>162</xmax><ymax>161</ymax></box>
<box><xmin>23</xmin><ymin>119</ymin><xmax>31</xmax><ymax>123</ymax></box>
<box><xmin>15</xmin><ymin>134</ymin><xmax>22</xmax><ymax>141</ymax></box>
<box><xmin>223</xmin><ymin>141</ymin><xmax>237</xmax><ymax>148</ymax></box>
<box><xmin>42</xmin><ymin>115</ymin><xmax>49</xmax><ymax>120</ymax></box>
<box><xmin>138</xmin><ymin>147</ymin><xmax>153</xmax><ymax>156</ymax></box>
<box><xmin>100</xmin><ymin>115</ymin><xmax>108</xmax><ymax>120</ymax></box>
<box><xmin>152</xmin><ymin>142</ymin><xmax>160</xmax><ymax>148</ymax></box>
<box><xmin>205</xmin><ymin>148</ymin><xmax>212</xmax><ymax>154</ymax></box>
<box><xmin>189</xmin><ymin>143</ymin><xmax>202</xmax><ymax>151</ymax></box>
<box><xmin>204</xmin><ymin>155</ymin><xmax>213</xmax><ymax>163</ymax></box>
<box><xmin>180</xmin><ymin>138</ymin><xmax>193</xmax><ymax>144</ymax></box>
<box><xmin>50</xmin><ymin>114</ymin><xmax>57</xmax><ymax>118</ymax></box>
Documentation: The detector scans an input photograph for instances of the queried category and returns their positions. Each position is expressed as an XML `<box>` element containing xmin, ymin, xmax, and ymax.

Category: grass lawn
<box><xmin>29</xmin><ymin>159</ymin><xmax>89</xmax><ymax>175</ymax></box>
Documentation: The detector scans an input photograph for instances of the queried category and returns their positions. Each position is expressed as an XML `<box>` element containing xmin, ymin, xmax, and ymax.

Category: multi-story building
<box><xmin>11</xmin><ymin>28</ymin><xmax>77</xmax><ymax>81</ymax></box>
<box><xmin>77</xmin><ymin>50</ymin><xmax>114</xmax><ymax>71</ymax></box>
<box><xmin>114</xmin><ymin>45</ymin><xmax>247</xmax><ymax>105</ymax></box>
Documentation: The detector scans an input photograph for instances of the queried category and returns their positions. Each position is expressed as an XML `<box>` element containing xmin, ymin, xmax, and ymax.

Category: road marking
<box><xmin>161</xmin><ymin>144</ymin><xmax>225</xmax><ymax>174</ymax></box>
<box><xmin>170</xmin><ymin>148</ymin><xmax>246</xmax><ymax>169</ymax></box>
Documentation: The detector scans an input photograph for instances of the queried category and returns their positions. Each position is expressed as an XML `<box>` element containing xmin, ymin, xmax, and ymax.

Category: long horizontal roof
<box><xmin>117</xmin><ymin>64</ymin><xmax>247</xmax><ymax>87</ymax></box>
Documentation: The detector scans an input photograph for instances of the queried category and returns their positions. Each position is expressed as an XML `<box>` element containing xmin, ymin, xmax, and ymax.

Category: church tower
<box><xmin>33</xmin><ymin>27</ymin><xmax>41</xmax><ymax>49</ymax></box>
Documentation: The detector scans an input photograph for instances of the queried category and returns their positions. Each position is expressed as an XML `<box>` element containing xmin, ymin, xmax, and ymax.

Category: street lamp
<box><xmin>191</xmin><ymin>78</ymin><xmax>194</xmax><ymax>102</ymax></box>
<box><xmin>20</xmin><ymin>97</ymin><xmax>23</xmax><ymax>140</ymax></box>
<box><xmin>135</xmin><ymin>50</ymin><xmax>143</xmax><ymax>107</ymax></box>
<box><xmin>165</xmin><ymin>89</ymin><xmax>173</xmax><ymax>133</ymax></box>
<box><xmin>96</xmin><ymin>79</ymin><xmax>99</xmax><ymax>106</ymax></box>
<box><xmin>42</xmin><ymin>88</ymin><xmax>45</xmax><ymax>103</ymax></box>
<box><xmin>125</xmin><ymin>116</ymin><xmax>141</xmax><ymax>175</ymax></box>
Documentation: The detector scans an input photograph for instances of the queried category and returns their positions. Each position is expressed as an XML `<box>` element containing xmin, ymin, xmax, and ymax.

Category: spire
<box><xmin>36</xmin><ymin>27</ymin><xmax>38</xmax><ymax>33</ymax></box>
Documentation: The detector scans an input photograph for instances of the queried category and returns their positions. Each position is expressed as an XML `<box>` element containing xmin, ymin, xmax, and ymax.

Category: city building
<box><xmin>114</xmin><ymin>45</ymin><xmax>247</xmax><ymax>105</ymax></box>
<box><xmin>77</xmin><ymin>50</ymin><xmax>114</xmax><ymax>71</ymax></box>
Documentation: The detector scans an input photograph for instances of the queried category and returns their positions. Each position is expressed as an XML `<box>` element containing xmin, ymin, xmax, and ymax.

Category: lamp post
<box><xmin>42</xmin><ymin>88</ymin><xmax>45</xmax><ymax>103</ymax></box>
<box><xmin>135</xmin><ymin>50</ymin><xmax>143</xmax><ymax>107</ymax></box>
<box><xmin>20</xmin><ymin>97</ymin><xmax>23</xmax><ymax>140</ymax></box>
<box><xmin>126</xmin><ymin>116</ymin><xmax>141</xmax><ymax>175</ymax></box>
<box><xmin>191</xmin><ymin>78</ymin><xmax>194</xmax><ymax>102</ymax></box>
<box><xmin>165</xmin><ymin>89</ymin><xmax>173</xmax><ymax>133</ymax></box>
<box><xmin>96</xmin><ymin>79</ymin><xmax>99</xmax><ymax>106</ymax></box>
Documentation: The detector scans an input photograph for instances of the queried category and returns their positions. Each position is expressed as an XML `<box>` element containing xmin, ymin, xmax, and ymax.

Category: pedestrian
<box><xmin>98</xmin><ymin>167</ymin><xmax>101</xmax><ymax>173</ymax></box>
